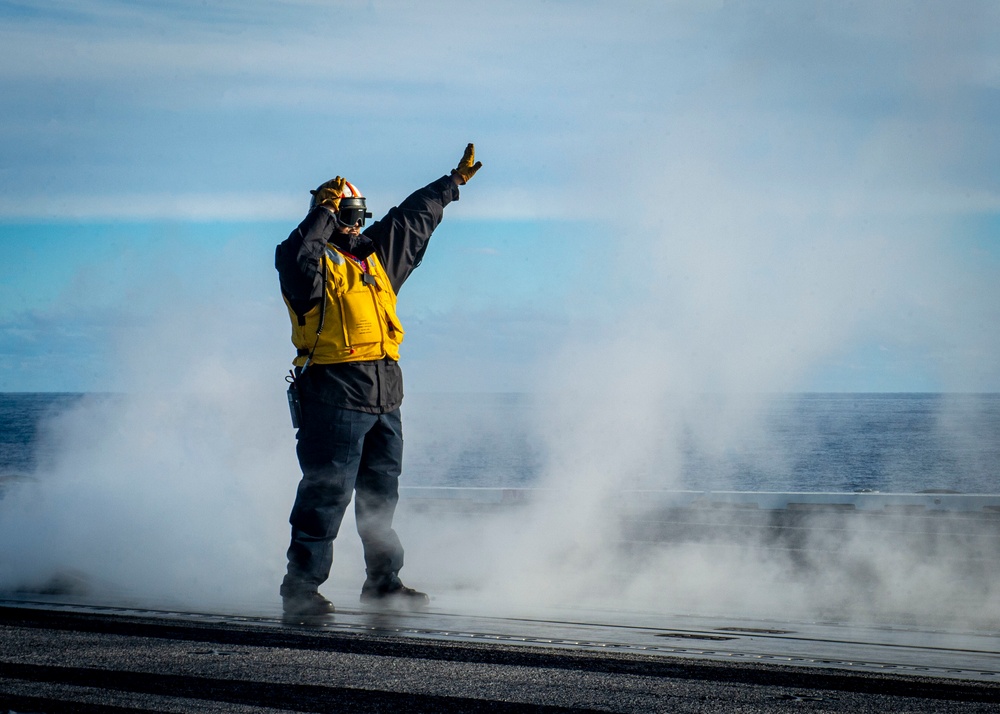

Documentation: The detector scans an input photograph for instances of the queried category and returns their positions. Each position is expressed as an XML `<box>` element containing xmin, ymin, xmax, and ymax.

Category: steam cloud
<box><xmin>400</xmin><ymin>108</ymin><xmax>1000</xmax><ymax>629</ymax></box>
<box><xmin>0</xmin><ymin>197</ymin><xmax>996</xmax><ymax>629</ymax></box>
<box><xmin>0</xmin><ymin>243</ymin><xmax>297</xmax><ymax>610</ymax></box>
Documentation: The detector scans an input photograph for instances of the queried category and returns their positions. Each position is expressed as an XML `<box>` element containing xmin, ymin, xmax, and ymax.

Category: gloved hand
<box><xmin>310</xmin><ymin>176</ymin><xmax>347</xmax><ymax>211</ymax></box>
<box><xmin>451</xmin><ymin>143</ymin><xmax>482</xmax><ymax>185</ymax></box>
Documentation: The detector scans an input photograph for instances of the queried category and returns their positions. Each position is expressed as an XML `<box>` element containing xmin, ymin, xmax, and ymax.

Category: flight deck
<box><xmin>2</xmin><ymin>489</ymin><xmax>999</xmax><ymax>711</ymax></box>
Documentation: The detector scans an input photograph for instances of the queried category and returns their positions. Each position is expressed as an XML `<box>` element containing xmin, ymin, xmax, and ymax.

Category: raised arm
<box><xmin>366</xmin><ymin>144</ymin><xmax>483</xmax><ymax>293</ymax></box>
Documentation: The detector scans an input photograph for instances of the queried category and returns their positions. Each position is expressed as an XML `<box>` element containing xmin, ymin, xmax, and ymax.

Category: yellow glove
<box><xmin>451</xmin><ymin>143</ymin><xmax>483</xmax><ymax>185</ymax></box>
<box><xmin>310</xmin><ymin>176</ymin><xmax>347</xmax><ymax>211</ymax></box>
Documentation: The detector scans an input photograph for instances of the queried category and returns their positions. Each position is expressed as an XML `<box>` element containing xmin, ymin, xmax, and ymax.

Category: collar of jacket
<box><xmin>322</xmin><ymin>213</ymin><xmax>376</xmax><ymax>259</ymax></box>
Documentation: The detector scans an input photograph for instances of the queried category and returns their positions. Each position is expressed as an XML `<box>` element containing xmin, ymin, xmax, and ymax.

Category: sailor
<box><xmin>275</xmin><ymin>145</ymin><xmax>483</xmax><ymax>617</ymax></box>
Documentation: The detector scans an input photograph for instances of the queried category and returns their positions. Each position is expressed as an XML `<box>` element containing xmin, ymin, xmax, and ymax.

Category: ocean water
<box><xmin>1</xmin><ymin>392</ymin><xmax>998</xmax><ymax>494</ymax></box>
<box><xmin>0</xmin><ymin>393</ymin><xmax>84</xmax><ymax>479</ymax></box>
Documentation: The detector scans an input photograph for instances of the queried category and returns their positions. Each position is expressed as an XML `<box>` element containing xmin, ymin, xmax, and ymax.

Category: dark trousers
<box><xmin>282</xmin><ymin>404</ymin><xmax>405</xmax><ymax>595</ymax></box>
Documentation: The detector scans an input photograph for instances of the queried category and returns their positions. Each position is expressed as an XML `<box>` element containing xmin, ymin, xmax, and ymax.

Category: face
<box><xmin>336</xmin><ymin>221</ymin><xmax>362</xmax><ymax>236</ymax></box>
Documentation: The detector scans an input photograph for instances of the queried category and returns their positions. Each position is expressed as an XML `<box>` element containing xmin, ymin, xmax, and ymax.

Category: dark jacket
<box><xmin>275</xmin><ymin>175</ymin><xmax>460</xmax><ymax>413</ymax></box>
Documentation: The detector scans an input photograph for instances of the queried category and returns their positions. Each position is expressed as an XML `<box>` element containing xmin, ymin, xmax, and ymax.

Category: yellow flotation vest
<box><xmin>284</xmin><ymin>245</ymin><xmax>404</xmax><ymax>366</ymax></box>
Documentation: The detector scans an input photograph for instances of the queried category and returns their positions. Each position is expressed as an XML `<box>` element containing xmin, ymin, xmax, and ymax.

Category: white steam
<box><xmin>0</xmin><ymin>207</ymin><xmax>996</xmax><ymax>627</ymax></box>
<box><xmin>402</xmin><ymin>115</ymin><xmax>1000</xmax><ymax>629</ymax></box>
<box><xmin>0</xmin><ymin>236</ymin><xmax>300</xmax><ymax>610</ymax></box>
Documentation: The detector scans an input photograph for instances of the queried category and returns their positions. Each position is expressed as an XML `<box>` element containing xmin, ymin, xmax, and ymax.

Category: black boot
<box><xmin>282</xmin><ymin>589</ymin><xmax>336</xmax><ymax>617</ymax></box>
<box><xmin>360</xmin><ymin>581</ymin><xmax>429</xmax><ymax>610</ymax></box>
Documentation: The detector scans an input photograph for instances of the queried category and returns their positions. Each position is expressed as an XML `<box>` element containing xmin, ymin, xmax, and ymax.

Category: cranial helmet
<box><xmin>309</xmin><ymin>178</ymin><xmax>373</xmax><ymax>227</ymax></box>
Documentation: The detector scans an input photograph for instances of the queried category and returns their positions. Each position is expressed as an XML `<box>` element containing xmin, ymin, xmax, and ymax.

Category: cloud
<box><xmin>0</xmin><ymin>192</ymin><xmax>303</xmax><ymax>222</ymax></box>
<box><xmin>2</xmin><ymin>0</ymin><xmax>999</xmax><ymax>224</ymax></box>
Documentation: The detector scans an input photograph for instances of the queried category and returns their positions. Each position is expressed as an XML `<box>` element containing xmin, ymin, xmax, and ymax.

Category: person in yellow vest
<box><xmin>275</xmin><ymin>145</ymin><xmax>482</xmax><ymax>618</ymax></box>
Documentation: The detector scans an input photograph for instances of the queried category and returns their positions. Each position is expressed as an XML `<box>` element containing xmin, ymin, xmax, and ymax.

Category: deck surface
<box><xmin>2</xmin><ymin>592</ymin><xmax>999</xmax><ymax>712</ymax></box>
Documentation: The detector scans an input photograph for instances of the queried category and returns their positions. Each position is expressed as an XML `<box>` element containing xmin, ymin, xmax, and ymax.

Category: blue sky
<box><xmin>1</xmin><ymin>0</ymin><xmax>998</xmax><ymax>393</ymax></box>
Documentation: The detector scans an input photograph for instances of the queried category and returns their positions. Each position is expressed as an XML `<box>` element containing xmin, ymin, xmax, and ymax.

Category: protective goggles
<box><xmin>337</xmin><ymin>197</ymin><xmax>373</xmax><ymax>227</ymax></box>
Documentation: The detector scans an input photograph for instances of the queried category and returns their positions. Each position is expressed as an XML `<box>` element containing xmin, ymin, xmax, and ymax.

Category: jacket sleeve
<box><xmin>363</xmin><ymin>175</ymin><xmax>460</xmax><ymax>294</ymax></box>
<box><xmin>274</xmin><ymin>207</ymin><xmax>339</xmax><ymax>317</ymax></box>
